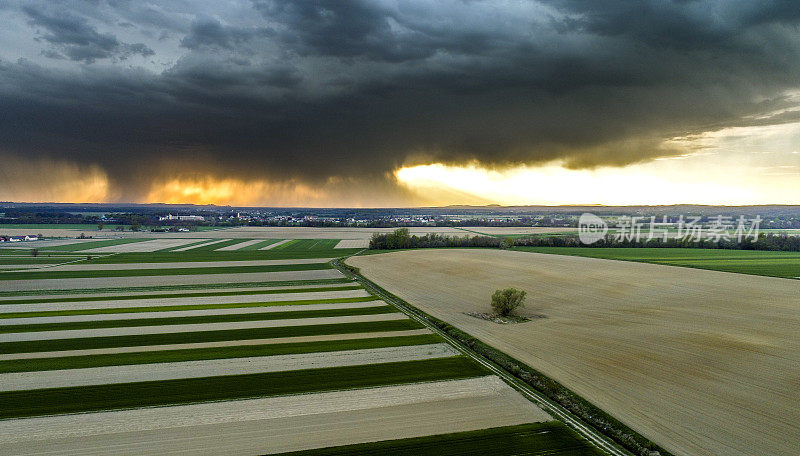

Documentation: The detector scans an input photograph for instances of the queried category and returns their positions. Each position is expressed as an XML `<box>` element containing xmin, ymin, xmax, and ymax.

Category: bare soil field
<box><xmin>0</xmin><ymin>313</ymin><xmax>407</xmax><ymax>342</ymax></box>
<box><xmin>0</xmin><ymin>344</ymin><xmax>456</xmax><ymax>390</ymax></box>
<box><xmin>0</xmin><ymin>268</ymin><xmax>344</xmax><ymax>292</ymax></box>
<box><xmin>349</xmin><ymin>249</ymin><xmax>800</xmax><ymax>456</ymax></box>
<box><xmin>335</xmin><ymin>239</ymin><xmax>370</xmax><ymax>249</ymax></box>
<box><xmin>0</xmin><ymin>376</ymin><xmax>548</xmax><ymax>455</ymax></box>
<box><xmin>0</xmin><ymin>329</ymin><xmax>433</xmax><ymax>360</ymax></box>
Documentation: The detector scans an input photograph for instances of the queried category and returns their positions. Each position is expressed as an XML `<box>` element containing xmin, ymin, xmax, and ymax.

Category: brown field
<box><xmin>349</xmin><ymin>249</ymin><xmax>800</xmax><ymax>456</ymax></box>
<box><xmin>0</xmin><ymin>376</ymin><xmax>548</xmax><ymax>455</ymax></box>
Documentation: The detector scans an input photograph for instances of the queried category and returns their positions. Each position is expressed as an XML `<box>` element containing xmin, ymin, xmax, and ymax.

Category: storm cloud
<box><xmin>0</xmin><ymin>0</ymin><xmax>799</xmax><ymax>202</ymax></box>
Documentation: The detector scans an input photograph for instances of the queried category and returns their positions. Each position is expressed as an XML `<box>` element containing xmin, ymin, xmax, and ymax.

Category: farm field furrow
<box><xmin>0</xmin><ymin>357</ymin><xmax>488</xmax><ymax>418</ymax></box>
<box><xmin>0</xmin><ymin>376</ymin><xmax>548</xmax><ymax>455</ymax></box>
<box><xmin>0</xmin><ymin>319</ymin><xmax>426</xmax><ymax>354</ymax></box>
<box><xmin>0</xmin><ymin>283</ymin><xmax>360</xmax><ymax>303</ymax></box>
<box><xmin>0</xmin><ymin>313</ymin><xmax>408</xmax><ymax>343</ymax></box>
<box><xmin>349</xmin><ymin>249</ymin><xmax>800</xmax><ymax>456</ymax></box>
<box><xmin>1</xmin><ymin>268</ymin><xmax>345</xmax><ymax>291</ymax></box>
<box><xmin>0</xmin><ymin>262</ymin><xmax>332</xmax><ymax>281</ymax></box>
<box><xmin>0</xmin><ymin>343</ymin><xmax>458</xmax><ymax>390</ymax></box>
<box><xmin>0</xmin><ymin>304</ymin><xmax>396</xmax><ymax>334</ymax></box>
<box><xmin>0</xmin><ymin>334</ymin><xmax>442</xmax><ymax>372</ymax></box>
<box><xmin>0</xmin><ymin>300</ymin><xmax>384</xmax><ymax>325</ymax></box>
<box><xmin>0</xmin><ymin>329</ymin><xmax>433</xmax><ymax>360</ymax></box>
<box><xmin>0</xmin><ymin>296</ymin><xmax>378</xmax><ymax>320</ymax></box>
<box><xmin>0</xmin><ymin>289</ymin><xmax>371</xmax><ymax>313</ymax></box>
<box><xmin>0</xmin><ymin>237</ymin><xmax>561</xmax><ymax>456</ymax></box>
<box><xmin>35</xmin><ymin>258</ymin><xmax>334</xmax><ymax>271</ymax></box>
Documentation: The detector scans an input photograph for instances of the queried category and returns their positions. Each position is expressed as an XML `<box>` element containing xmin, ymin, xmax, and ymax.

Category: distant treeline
<box><xmin>369</xmin><ymin>229</ymin><xmax>800</xmax><ymax>252</ymax></box>
<box><xmin>369</xmin><ymin>229</ymin><xmax>504</xmax><ymax>250</ymax></box>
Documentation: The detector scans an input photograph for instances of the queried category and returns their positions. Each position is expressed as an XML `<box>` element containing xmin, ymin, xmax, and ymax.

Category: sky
<box><xmin>0</xmin><ymin>0</ymin><xmax>798</xmax><ymax>207</ymax></box>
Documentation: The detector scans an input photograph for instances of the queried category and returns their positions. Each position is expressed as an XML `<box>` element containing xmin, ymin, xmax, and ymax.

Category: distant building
<box><xmin>159</xmin><ymin>214</ymin><xmax>205</xmax><ymax>222</ymax></box>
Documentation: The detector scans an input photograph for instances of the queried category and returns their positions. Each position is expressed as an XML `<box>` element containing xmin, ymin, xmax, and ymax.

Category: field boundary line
<box><xmin>334</xmin><ymin>257</ymin><xmax>637</xmax><ymax>456</ymax></box>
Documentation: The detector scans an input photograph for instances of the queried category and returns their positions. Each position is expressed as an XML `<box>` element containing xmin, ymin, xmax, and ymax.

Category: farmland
<box><xmin>0</xmin><ymin>236</ymin><xmax>594</xmax><ymax>455</ymax></box>
<box><xmin>516</xmin><ymin>246</ymin><xmax>800</xmax><ymax>278</ymax></box>
<box><xmin>349</xmin><ymin>248</ymin><xmax>800</xmax><ymax>456</ymax></box>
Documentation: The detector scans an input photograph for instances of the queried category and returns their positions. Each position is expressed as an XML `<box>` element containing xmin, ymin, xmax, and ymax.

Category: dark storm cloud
<box><xmin>0</xmin><ymin>0</ymin><xmax>799</xmax><ymax>199</ymax></box>
<box><xmin>22</xmin><ymin>5</ymin><xmax>154</xmax><ymax>63</ymax></box>
<box><xmin>180</xmin><ymin>18</ymin><xmax>272</xmax><ymax>51</ymax></box>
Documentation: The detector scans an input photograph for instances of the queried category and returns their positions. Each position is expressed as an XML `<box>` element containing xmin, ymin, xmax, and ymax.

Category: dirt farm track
<box><xmin>348</xmin><ymin>249</ymin><xmax>800</xmax><ymax>456</ymax></box>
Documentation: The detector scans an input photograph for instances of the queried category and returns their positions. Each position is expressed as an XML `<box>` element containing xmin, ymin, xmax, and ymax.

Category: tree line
<box><xmin>369</xmin><ymin>229</ymin><xmax>800</xmax><ymax>252</ymax></box>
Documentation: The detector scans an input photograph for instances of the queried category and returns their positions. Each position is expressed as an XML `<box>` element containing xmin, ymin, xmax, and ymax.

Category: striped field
<box><xmin>0</xmin><ymin>243</ymin><xmax>563</xmax><ymax>455</ymax></box>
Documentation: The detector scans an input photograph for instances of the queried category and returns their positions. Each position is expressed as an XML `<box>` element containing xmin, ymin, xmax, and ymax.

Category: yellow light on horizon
<box><xmin>394</xmin><ymin>161</ymin><xmax>794</xmax><ymax>206</ymax></box>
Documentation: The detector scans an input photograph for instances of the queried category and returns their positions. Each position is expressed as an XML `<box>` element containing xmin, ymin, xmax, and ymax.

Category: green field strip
<box><xmin>0</xmin><ymin>278</ymin><xmax>352</xmax><ymax>298</ymax></box>
<box><xmin>0</xmin><ymin>284</ymin><xmax>362</xmax><ymax>306</ymax></box>
<box><xmin>0</xmin><ymin>356</ymin><xmax>484</xmax><ymax>419</ymax></box>
<box><xmin>0</xmin><ymin>250</ymin><xmax>92</xmax><ymax>257</ymax></box>
<box><xmin>0</xmin><ymin>319</ymin><xmax>424</xmax><ymax>354</ymax></box>
<box><xmin>180</xmin><ymin>239</ymin><xmax>246</xmax><ymax>251</ymax></box>
<box><xmin>0</xmin><ymin>304</ymin><xmax>396</xmax><ymax>333</ymax></box>
<box><xmin>0</xmin><ymin>262</ymin><xmax>332</xmax><ymax>281</ymax></box>
<box><xmin>517</xmin><ymin>247</ymin><xmax>800</xmax><ymax>278</ymax></box>
<box><xmin>0</xmin><ymin>258</ymin><xmax>81</xmax><ymax>265</ymax></box>
<box><xmin>274</xmin><ymin>422</ymin><xmax>605</xmax><ymax>456</ymax></box>
<box><xmin>0</xmin><ymin>334</ymin><xmax>443</xmax><ymax>373</ymax></box>
<box><xmin>0</xmin><ymin>296</ymin><xmax>378</xmax><ymax>319</ymax></box>
<box><xmin>41</xmin><ymin>238</ymin><xmax>148</xmax><ymax>252</ymax></box>
<box><xmin>239</xmin><ymin>239</ymin><xmax>281</xmax><ymax>250</ymax></box>
<box><xmin>269</xmin><ymin>239</ymin><xmax>300</xmax><ymax>250</ymax></box>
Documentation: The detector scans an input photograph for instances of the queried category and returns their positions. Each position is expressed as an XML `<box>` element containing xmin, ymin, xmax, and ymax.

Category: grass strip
<box><xmin>0</xmin><ymin>334</ymin><xmax>442</xmax><ymax>373</ymax></box>
<box><xmin>41</xmin><ymin>238</ymin><xmax>147</xmax><ymax>252</ymax></box>
<box><xmin>0</xmin><ymin>356</ymin><xmax>484</xmax><ymax>419</ymax></box>
<box><xmin>0</xmin><ymin>319</ymin><xmax>423</xmax><ymax>354</ymax></box>
<box><xmin>0</xmin><ymin>305</ymin><xmax>396</xmax><ymax>333</ymax></box>
<box><xmin>273</xmin><ymin>422</ymin><xmax>605</xmax><ymax>456</ymax></box>
<box><xmin>0</xmin><ymin>258</ymin><xmax>77</xmax><ymax>265</ymax></box>
<box><xmin>515</xmin><ymin>246</ymin><xmax>800</xmax><ymax>278</ymax></box>
<box><xmin>0</xmin><ymin>278</ymin><xmax>352</xmax><ymax>298</ymax></box>
<box><xmin>0</xmin><ymin>296</ymin><xmax>377</xmax><ymax>319</ymax></box>
<box><xmin>0</xmin><ymin>284</ymin><xmax>362</xmax><ymax>306</ymax></box>
<box><xmin>0</xmin><ymin>262</ymin><xmax>332</xmax><ymax>281</ymax></box>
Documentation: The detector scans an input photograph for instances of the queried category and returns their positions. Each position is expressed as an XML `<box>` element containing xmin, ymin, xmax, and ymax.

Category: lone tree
<box><xmin>491</xmin><ymin>288</ymin><xmax>526</xmax><ymax>317</ymax></box>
